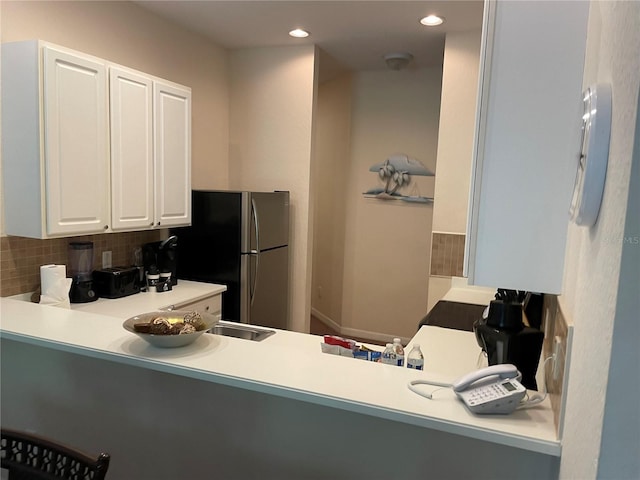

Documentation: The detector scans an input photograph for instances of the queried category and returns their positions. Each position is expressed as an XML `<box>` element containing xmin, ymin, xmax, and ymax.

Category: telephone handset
<box><xmin>452</xmin><ymin>364</ymin><xmax>527</xmax><ymax>414</ymax></box>
<box><xmin>452</xmin><ymin>363</ymin><xmax>519</xmax><ymax>392</ymax></box>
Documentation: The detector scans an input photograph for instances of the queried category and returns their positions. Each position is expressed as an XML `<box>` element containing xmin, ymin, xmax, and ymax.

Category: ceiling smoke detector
<box><xmin>384</xmin><ymin>52</ymin><xmax>413</xmax><ymax>70</ymax></box>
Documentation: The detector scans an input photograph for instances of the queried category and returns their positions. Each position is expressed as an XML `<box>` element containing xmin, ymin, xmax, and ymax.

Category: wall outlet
<box><xmin>102</xmin><ymin>251</ymin><xmax>112</xmax><ymax>269</ymax></box>
<box><xmin>553</xmin><ymin>335</ymin><xmax>563</xmax><ymax>381</ymax></box>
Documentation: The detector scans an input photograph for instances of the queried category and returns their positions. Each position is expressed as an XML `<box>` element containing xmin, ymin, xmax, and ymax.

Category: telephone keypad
<box><xmin>457</xmin><ymin>380</ymin><xmax>527</xmax><ymax>414</ymax></box>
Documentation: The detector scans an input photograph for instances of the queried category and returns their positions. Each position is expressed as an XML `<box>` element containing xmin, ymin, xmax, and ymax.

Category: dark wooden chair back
<box><xmin>1</xmin><ymin>428</ymin><xmax>110</xmax><ymax>480</ymax></box>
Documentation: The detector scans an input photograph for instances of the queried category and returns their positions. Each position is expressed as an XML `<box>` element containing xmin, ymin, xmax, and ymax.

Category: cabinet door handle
<box><xmin>104</xmin><ymin>225</ymin><xmax>108</xmax><ymax>230</ymax></box>
<box><xmin>205</xmin><ymin>306</ymin><xmax>210</xmax><ymax>312</ymax></box>
<box><xmin>149</xmin><ymin>222</ymin><xmax>154</xmax><ymax>227</ymax></box>
<box><xmin>157</xmin><ymin>222</ymin><xmax>161</xmax><ymax>226</ymax></box>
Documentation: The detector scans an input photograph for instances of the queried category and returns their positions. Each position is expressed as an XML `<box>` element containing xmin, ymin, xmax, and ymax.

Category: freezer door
<box><xmin>246</xmin><ymin>246</ymin><xmax>289</xmax><ymax>329</ymax></box>
<box><xmin>242</xmin><ymin>191</ymin><xmax>289</xmax><ymax>253</ymax></box>
<box><xmin>173</xmin><ymin>191</ymin><xmax>244</xmax><ymax>322</ymax></box>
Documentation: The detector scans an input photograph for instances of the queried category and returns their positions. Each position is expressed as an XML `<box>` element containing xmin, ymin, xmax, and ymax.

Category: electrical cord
<box><xmin>515</xmin><ymin>354</ymin><xmax>554</xmax><ymax>409</ymax></box>
<box><xmin>476</xmin><ymin>349</ymin><xmax>488</xmax><ymax>369</ymax></box>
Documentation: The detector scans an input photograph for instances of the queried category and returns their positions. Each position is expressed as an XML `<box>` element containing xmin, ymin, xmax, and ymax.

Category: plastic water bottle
<box><xmin>393</xmin><ymin>338</ymin><xmax>405</xmax><ymax>367</ymax></box>
<box><xmin>407</xmin><ymin>344</ymin><xmax>424</xmax><ymax>370</ymax></box>
<box><xmin>381</xmin><ymin>343</ymin><xmax>396</xmax><ymax>365</ymax></box>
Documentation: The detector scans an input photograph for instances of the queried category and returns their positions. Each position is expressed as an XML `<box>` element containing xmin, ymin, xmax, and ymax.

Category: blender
<box><xmin>68</xmin><ymin>242</ymin><xmax>98</xmax><ymax>303</ymax></box>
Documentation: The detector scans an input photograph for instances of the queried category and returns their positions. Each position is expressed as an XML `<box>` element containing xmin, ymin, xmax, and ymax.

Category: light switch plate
<box><xmin>542</xmin><ymin>294</ymin><xmax>569</xmax><ymax>437</ymax></box>
<box><xmin>102</xmin><ymin>251</ymin><xmax>112</xmax><ymax>269</ymax></box>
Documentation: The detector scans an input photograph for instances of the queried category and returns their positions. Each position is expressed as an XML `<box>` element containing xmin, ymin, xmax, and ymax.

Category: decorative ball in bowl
<box><xmin>123</xmin><ymin>310</ymin><xmax>218</xmax><ymax>348</ymax></box>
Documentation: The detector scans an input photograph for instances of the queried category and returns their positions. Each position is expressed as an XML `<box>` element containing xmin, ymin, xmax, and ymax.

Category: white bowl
<box><xmin>123</xmin><ymin>310</ymin><xmax>218</xmax><ymax>348</ymax></box>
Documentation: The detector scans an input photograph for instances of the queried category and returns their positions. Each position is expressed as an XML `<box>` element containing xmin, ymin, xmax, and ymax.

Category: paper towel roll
<box><xmin>41</xmin><ymin>264</ymin><xmax>66</xmax><ymax>293</ymax></box>
<box><xmin>40</xmin><ymin>264</ymin><xmax>71</xmax><ymax>308</ymax></box>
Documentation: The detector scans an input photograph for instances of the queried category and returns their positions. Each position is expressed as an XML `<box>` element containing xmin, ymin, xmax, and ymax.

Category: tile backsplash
<box><xmin>541</xmin><ymin>294</ymin><xmax>571</xmax><ymax>437</ymax></box>
<box><xmin>0</xmin><ymin>231</ymin><xmax>162</xmax><ymax>297</ymax></box>
<box><xmin>430</xmin><ymin>232</ymin><xmax>466</xmax><ymax>277</ymax></box>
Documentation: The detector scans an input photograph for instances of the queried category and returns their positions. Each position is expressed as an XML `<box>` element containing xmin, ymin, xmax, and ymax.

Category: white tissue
<box><xmin>40</xmin><ymin>264</ymin><xmax>72</xmax><ymax>309</ymax></box>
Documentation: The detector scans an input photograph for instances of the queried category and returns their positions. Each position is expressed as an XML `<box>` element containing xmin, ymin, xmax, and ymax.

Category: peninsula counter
<box><xmin>0</xmin><ymin>295</ymin><xmax>560</xmax><ymax>479</ymax></box>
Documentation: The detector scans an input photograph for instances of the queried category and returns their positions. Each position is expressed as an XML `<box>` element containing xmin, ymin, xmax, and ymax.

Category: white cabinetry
<box><xmin>2</xmin><ymin>41</ymin><xmax>192</xmax><ymax>238</ymax></box>
<box><xmin>465</xmin><ymin>1</ymin><xmax>589</xmax><ymax>294</ymax></box>
<box><xmin>110</xmin><ymin>67</ymin><xmax>154</xmax><ymax>231</ymax></box>
<box><xmin>109</xmin><ymin>69</ymin><xmax>191</xmax><ymax>231</ymax></box>
<box><xmin>153</xmin><ymin>82</ymin><xmax>192</xmax><ymax>228</ymax></box>
<box><xmin>174</xmin><ymin>294</ymin><xmax>222</xmax><ymax>320</ymax></box>
<box><xmin>2</xmin><ymin>41</ymin><xmax>110</xmax><ymax>238</ymax></box>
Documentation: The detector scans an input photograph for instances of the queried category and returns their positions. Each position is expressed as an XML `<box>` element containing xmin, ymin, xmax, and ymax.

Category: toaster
<box><xmin>93</xmin><ymin>266</ymin><xmax>140</xmax><ymax>299</ymax></box>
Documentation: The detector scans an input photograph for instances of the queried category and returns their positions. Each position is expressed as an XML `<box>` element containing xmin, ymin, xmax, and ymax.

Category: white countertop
<box><xmin>12</xmin><ymin>280</ymin><xmax>227</xmax><ymax>318</ymax></box>
<box><xmin>442</xmin><ymin>278</ymin><xmax>497</xmax><ymax>306</ymax></box>
<box><xmin>0</xmin><ymin>294</ymin><xmax>560</xmax><ymax>457</ymax></box>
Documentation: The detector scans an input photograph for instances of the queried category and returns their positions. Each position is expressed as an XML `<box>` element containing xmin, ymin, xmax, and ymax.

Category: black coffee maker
<box><xmin>474</xmin><ymin>289</ymin><xmax>544</xmax><ymax>390</ymax></box>
<box><xmin>142</xmin><ymin>236</ymin><xmax>179</xmax><ymax>287</ymax></box>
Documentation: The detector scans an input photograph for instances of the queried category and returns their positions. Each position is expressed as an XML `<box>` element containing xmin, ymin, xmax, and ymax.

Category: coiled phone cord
<box><xmin>407</xmin><ymin>379</ymin><xmax>451</xmax><ymax>400</ymax></box>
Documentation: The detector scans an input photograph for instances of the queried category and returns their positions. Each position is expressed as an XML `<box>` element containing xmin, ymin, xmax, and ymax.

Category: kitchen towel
<box><xmin>40</xmin><ymin>264</ymin><xmax>71</xmax><ymax>308</ymax></box>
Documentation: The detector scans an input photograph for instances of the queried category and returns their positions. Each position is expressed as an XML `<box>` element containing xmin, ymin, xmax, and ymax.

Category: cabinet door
<box><xmin>153</xmin><ymin>81</ymin><xmax>191</xmax><ymax>227</ymax></box>
<box><xmin>43</xmin><ymin>46</ymin><xmax>109</xmax><ymax>236</ymax></box>
<box><xmin>465</xmin><ymin>1</ymin><xmax>589</xmax><ymax>294</ymax></box>
<box><xmin>175</xmin><ymin>295</ymin><xmax>222</xmax><ymax>319</ymax></box>
<box><xmin>110</xmin><ymin>67</ymin><xmax>154</xmax><ymax>231</ymax></box>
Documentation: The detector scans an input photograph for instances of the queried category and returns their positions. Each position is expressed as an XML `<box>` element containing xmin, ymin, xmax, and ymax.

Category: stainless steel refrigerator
<box><xmin>172</xmin><ymin>190</ymin><xmax>290</xmax><ymax>329</ymax></box>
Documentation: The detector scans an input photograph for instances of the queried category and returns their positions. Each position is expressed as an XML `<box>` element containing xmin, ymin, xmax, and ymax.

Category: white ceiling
<box><xmin>134</xmin><ymin>1</ymin><xmax>484</xmax><ymax>72</ymax></box>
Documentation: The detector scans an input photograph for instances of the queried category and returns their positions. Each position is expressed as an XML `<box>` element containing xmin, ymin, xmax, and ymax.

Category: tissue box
<box><xmin>320</xmin><ymin>343</ymin><xmax>354</xmax><ymax>356</ymax></box>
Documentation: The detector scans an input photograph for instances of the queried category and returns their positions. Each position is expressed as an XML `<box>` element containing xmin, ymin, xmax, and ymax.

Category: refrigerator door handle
<box><xmin>251</xmin><ymin>197</ymin><xmax>260</xmax><ymax>253</ymax></box>
<box><xmin>250</xmin><ymin>251</ymin><xmax>259</xmax><ymax>306</ymax></box>
<box><xmin>250</xmin><ymin>198</ymin><xmax>260</xmax><ymax>305</ymax></box>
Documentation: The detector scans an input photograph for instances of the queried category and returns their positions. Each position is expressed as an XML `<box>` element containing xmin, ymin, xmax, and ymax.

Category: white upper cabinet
<box><xmin>110</xmin><ymin>70</ymin><xmax>191</xmax><ymax>231</ymax></box>
<box><xmin>1</xmin><ymin>40</ymin><xmax>192</xmax><ymax>239</ymax></box>
<box><xmin>2</xmin><ymin>41</ymin><xmax>110</xmax><ymax>238</ymax></box>
<box><xmin>465</xmin><ymin>1</ymin><xmax>590</xmax><ymax>294</ymax></box>
<box><xmin>109</xmin><ymin>67</ymin><xmax>154</xmax><ymax>231</ymax></box>
<box><xmin>153</xmin><ymin>81</ymin><xmax>192</xmax><ymax>228</ymax></box>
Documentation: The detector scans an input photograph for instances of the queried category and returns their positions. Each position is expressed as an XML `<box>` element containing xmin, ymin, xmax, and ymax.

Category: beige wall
<box><xmin>427</xmin><ymin>30</ymin><xmax>482</xmax><ymax>312</ymax></box>
<box><xmin>311</xmin><ymin>73</ymin><xmax>352</xmax><ymax>325</ymax></box>
<box><xmin>0</xmin><ymin>0</ymin><xmax>229</xmax><ymax>199</ymax></box>
<box><xmin>559</xmin><ymin>1</ymin><xmax>640</xmax><ymax>478</ymax></box>
<box><xmin>339</xmin><ymin>67</ymin><xmax>441</xmax><ymax>340</ymax></box>
<box><xmin>0</xmin><ymin>0</ymin><xmax>229</xmax><ymax>295</ymax></box>
<box><xmin>229</xmin><ymin>45</ymin><xmax>317</xmax><ymax>333</ymax></box>
<box><xmin>431</xmin><ymin>30</ymin><xmax>482</xmax><ymax>234</ymax></box>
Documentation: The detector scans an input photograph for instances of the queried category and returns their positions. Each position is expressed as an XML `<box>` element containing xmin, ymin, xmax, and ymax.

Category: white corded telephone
<box><xmin>408</xmin><ymin>364</ymin><xmax>533</xmax><ymax>415</ymax></box>
<box><xmin>451</xmin><ymin>364</ymin><xmax>527</xmax><ymax>414</ymax></box>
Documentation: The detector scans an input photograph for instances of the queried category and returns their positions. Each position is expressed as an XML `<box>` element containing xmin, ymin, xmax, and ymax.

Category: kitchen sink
<box><xmin>208</xmin><ymin>322</ymin><xmax>275</xmax><ymax>341</ymax></box>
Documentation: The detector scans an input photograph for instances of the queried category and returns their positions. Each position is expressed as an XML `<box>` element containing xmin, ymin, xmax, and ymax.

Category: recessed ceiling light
<box><xmin>420</xmin><ymin>15</ymin><xmax>445</xmax><ymax>27</ymax></box>
<box><xmin>289</xmin><ymin>28</ymin><xmax>310</xmax><ymax>38</ymax></box>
